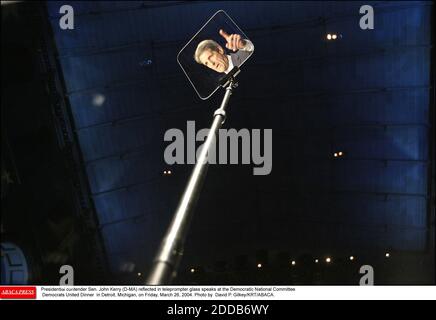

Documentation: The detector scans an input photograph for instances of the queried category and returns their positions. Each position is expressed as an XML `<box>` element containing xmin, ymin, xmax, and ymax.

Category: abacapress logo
<box><xmin>0</xmin><ymin>286</ymin><xmax>37</xmax><ymax>299</ymax></box>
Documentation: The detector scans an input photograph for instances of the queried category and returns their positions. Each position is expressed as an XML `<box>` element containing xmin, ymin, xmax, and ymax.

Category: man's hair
<box><xmin>194</xmin><ymin>39</ymin><xmax>222</xmax><ymax>64</ymax></box>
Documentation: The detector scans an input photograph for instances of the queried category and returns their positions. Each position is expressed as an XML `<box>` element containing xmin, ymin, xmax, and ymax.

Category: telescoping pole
<box><xmin>146</xmin><ymin>79</ymin><xmax>237</xmax><ymax>285</ymax></box>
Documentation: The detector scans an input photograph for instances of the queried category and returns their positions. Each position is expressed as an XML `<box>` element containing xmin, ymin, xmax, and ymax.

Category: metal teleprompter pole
<box><xmin>146</xmin><ymin>79</ymin><xmax>237</xmax><ymax>285</ymax></box>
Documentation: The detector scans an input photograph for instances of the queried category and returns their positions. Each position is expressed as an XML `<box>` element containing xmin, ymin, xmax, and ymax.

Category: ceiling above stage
<box><xmin>45</xmin><ymin>1</ymin><xmax>433</xmax><ymax>283</ymax></box>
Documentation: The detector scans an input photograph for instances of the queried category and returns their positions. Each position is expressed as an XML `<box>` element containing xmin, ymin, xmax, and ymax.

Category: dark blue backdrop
<box><xmin>47</xmin><ymin>1</ymin><xmax>432</xmax><ymax>278</ymax></box>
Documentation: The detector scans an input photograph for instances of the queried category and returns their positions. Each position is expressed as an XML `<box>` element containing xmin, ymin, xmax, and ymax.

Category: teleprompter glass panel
<box><xmin>177</xmin><ymin>10</ymin><xmax>254</xmax><ymax>100</ymax></box>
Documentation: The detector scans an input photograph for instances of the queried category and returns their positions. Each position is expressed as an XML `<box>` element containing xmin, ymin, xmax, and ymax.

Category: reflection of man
<box><xmin>194</xmin><ymin>29</ymin><xmax>254</xmax><ymax>74</ymax></box>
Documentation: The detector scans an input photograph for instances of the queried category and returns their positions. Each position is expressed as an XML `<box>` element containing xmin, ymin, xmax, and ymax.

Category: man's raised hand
<box><xmin>219</xmin><ymin>29</ymin><xmax>245</xmax><ymax>52</ymax></box>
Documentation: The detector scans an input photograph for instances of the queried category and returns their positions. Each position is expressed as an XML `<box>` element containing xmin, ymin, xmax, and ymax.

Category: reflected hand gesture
<box><xmin>219</xmin><ymin>29</ymin><xmax>246</xmax><ymax>52</ymax></box>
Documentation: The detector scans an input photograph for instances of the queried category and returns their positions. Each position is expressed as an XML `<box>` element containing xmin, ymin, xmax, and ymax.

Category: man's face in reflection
<box><xmin>198</xmin><ymin>47</ymin><xmax>229</xmax><ymax>73</ymax></box>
